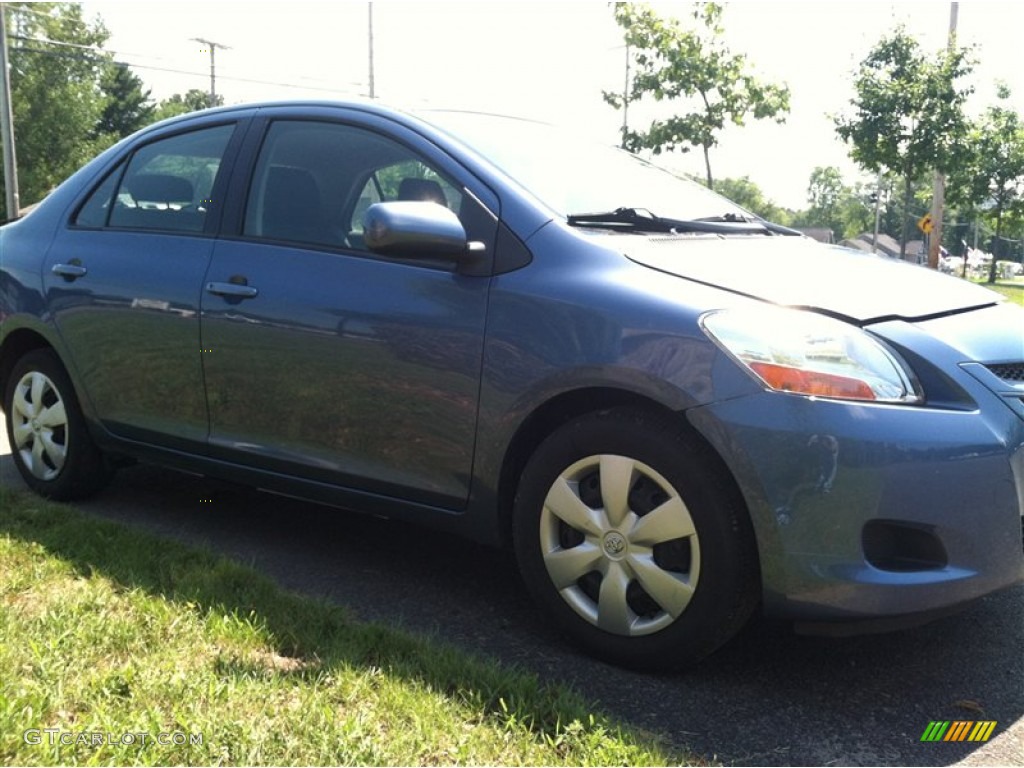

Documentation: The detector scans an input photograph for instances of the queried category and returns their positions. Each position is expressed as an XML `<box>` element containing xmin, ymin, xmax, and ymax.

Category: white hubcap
<box><xmin>11</xmin><ymin>371</ymin><xmax>68</xmax><ymax>481</ymax></box>
<box><xmin>540</xmin><ymin>454</ymin><xmax>701</xmax><ymax>637</ymax></box>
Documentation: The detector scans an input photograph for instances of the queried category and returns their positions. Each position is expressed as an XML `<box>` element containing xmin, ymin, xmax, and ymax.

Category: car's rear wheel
<box><xmin>512</xmin><ymin>407</ymin><xmax>759</xmax><ymax>670</ymax></box>
<box><xmin>4</xmin><ymin>349</ymin><xmax>112</xmax><ymax>500</ymax></box>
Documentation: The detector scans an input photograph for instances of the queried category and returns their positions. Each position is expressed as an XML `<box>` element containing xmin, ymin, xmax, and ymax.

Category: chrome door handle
<box><xmin>52</xmin><ymin>263</ymin><xmax>88</xmax><ymax>280</ymax></box>
<box><xmin>206</xmin><ymin>281</ymin><xmax>258</xmax><ymax>299</ymax></box>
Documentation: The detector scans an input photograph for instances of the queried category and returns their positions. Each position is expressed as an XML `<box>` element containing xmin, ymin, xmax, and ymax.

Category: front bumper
<box><xmin>687</xmin><ymin>309</ymin><xmax>1024</xmax><ymax>623</ymax></box>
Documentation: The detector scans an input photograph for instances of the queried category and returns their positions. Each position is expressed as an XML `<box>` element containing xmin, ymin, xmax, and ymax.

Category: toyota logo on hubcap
<box><xmin>603</xmin><ymin>532</ymin><xmax>627</xmax><ymax>558</ymax></box>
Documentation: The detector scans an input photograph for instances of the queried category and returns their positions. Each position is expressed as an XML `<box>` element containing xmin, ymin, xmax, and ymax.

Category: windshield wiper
<box><xmin>567</xmin><ymin>207</ymin><xmax>771</xmax><ymax>235</ymax></box>
<box><xmin>695</xmin><ymin>212</ymin><xmax>803</xmax><ymax>236</ymax></box>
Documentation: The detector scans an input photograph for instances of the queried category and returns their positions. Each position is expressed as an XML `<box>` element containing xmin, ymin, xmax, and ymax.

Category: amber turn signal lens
<box><xmin>749</xmin><ymin>362</ymin><xmax>876</xmax><ymax>400</ymax></box>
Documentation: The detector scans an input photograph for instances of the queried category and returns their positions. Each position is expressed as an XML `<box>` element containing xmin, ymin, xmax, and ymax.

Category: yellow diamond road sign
<box><xmin>918</xmin><ymin>213</ymin><xmax>933</xmax><ymax>234</ymax></box>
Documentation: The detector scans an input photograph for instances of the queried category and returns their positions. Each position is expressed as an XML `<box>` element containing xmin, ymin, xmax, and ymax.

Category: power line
<box><xmin>11</xmin><ymin>34</ymin><xmax>365</xmax><ymax>94</ymax></box>
<box><xmin>9</xmin><ymin>33</ymin><xmax>102</xmax><ymax>53</ymax></box>
<box><xmin>12</xmin><ymin>31</ymin><xmax>218</xmax><ymax>69</ymax></box>
<box><xmin>10</xmin><ymin>45</ymin><xmax>366</xmax><ymax>96</ymax></box>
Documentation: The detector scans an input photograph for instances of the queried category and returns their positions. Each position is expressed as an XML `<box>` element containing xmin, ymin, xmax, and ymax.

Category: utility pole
<box><xmin>927</xmin><ymin>1</ymin><xmax>958</xmax><ymax>270</ymax></box>
<box><xmin>367</xmin><ymin>2</ymin><xmax>375</xmax><ymax>99</ymax></box>
<box><xmin>192</xmin><ymin>37</ymin><xmax>230</xmax><ymax>108</ymax></box>
<box><xmin>871</xmin><ymin>173</ymin><xmax>882</xmax><ymax>253</ymax></box>
<box><xmin>0</xmin><ymin>2</ymin><xmax>19</xmax><ymax>220</ymax></box>
<box><xmin>621</xmin><ymin>43</ymin><xmax>630</xmax><ymax>148</ymax></box>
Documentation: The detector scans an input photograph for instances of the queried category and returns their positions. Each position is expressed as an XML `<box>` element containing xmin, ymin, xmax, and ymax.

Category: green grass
<box><xmin>983</xmin><ymin>280</ymin><xmax>1024</xmax><ymax>309</ymax></box>
<box><xmin>0</xmin><ymin>485</ymin><xmax>682</xmax><ymax>766</ymax></box>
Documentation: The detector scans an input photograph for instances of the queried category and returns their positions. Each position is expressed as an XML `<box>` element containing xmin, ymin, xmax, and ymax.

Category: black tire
<box><xmin>4</xmin><ymin>348</ymin><xmax>112</xmax><ymax>500</ymax></box>
<box><xmin>512</xmin><ymin>407</ymin><xmax>759</xmax><ymax>671</ymax></box>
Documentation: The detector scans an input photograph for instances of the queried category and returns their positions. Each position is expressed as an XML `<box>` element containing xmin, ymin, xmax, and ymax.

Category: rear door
<box><xmin>43</xmin><ymin>119</ymin><xmax>246</xmax><ymax>450</ymax></box>
<box><xmin>200</xmin><ymin>110</ymin><xmax>498</xmax><ymax>507</ymax></box>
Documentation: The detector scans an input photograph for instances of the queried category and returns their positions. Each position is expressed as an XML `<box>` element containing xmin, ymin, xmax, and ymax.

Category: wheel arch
<box><xmin>0</xmin><ymin>328</ymin><xmax>56</xmax><ymax>414</ymax></box>
<box><xmin>495</xmin><ymin>387</ymin><xmax>757</xmax><ymax>562</ymax></box>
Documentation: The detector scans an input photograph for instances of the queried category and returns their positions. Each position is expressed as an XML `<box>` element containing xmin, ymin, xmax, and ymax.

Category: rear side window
<box><xmin>76</xmin><ymin>124</ymin><xmax>234</xmax><ymax>233</ymax></box>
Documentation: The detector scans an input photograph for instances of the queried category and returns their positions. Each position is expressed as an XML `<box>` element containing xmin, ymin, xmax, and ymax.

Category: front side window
<box><xmin>243</xmin><ymin>120</ymin><xmax>464</xmax><ymax>251</ymax></box>
<box><xmin>348</xmin><ymin>160</ymin><xmax>461</xmax><ymax>239</ymax></box>
<box><xmin>81</xmin><ymin>124</ymin><xmax>234</xmax><ymax>233</ymax></box>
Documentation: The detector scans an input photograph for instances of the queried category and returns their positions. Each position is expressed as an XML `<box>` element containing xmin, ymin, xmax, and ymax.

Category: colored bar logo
<box><xmin>920</xmin><ymin>721</ymin><xmax>997</xmax><ymax>742</ymax></box>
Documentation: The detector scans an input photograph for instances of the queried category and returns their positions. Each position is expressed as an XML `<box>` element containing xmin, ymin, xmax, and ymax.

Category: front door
<box><xmin>200</xmin><ymin>118</ymin><xmax>495</xmax><ymax>507</ymax></box>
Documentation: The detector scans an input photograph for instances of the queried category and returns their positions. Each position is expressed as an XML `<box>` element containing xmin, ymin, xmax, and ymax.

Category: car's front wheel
<box><xmin>4</xmin><ymin>348</ymin><xmax>112</xmax><ymax>500</ymax></box>
<box><xmin>512</xmin><ymin>407</ymin><xmax>759</xmax><ymax>670</ymax></box>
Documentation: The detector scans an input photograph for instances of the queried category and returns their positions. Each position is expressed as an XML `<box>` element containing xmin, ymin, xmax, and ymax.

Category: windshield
<box><xmin>419</xmin><ymin>110</ymin><xmax>750</xmax><ymax>222</ymax></box>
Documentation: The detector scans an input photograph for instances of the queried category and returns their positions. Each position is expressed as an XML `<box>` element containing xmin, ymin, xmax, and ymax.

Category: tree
<box><xmin>947</xmin><ymin>85</ymin><xmax>1024</xmax><ymax>282</ymax></box>
<box><xmin>1</xmin><ymin>2</ymin><xmax>110</xmax><ymax>217</ymax></box>
<box><xmin>714</xmin><ymin>176</ymin><xmax>791</xmax><ymax>225</ymax></box>
<box><xmin>604</xmin><ymin>2</ymin><xmax>789</xmax><ymax>190</ymax></box>
<box><xmin>805</xmin><ymin>166</ymin><xmax>844</xmax><ymax>233</ymax></box>
<box><xmin>807</xmin><ymin>167</ymin><xmax>843</xmax><ymax>215</ymax></box>
<box><xmin>834</xmin><ymin>183</ymin><xmax>875</xmax><ymax>241</ymax></box>
<box><xmin>786</xmin><ymin>168</ymin><xmax>897</xmax><ymax>243</ymax></box>
<box><xmin>95</xmin><ymin>62</ymin><xmax>154</xmax><ymax>142</ymax></box>
<box><xmin>153</xmin><ymin>89</ymin><xmax>222</xmax><ymax>123</ymax></box>
<box><xmin>835</xmin><ymin>27</ymin><xmax>973</xmax><ymax>261</ymax></box>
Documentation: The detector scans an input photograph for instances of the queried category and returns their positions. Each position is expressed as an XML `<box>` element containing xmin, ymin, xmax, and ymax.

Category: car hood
<box><xmin>621</xmin><ymin>235</ymin><xmax>1002</xmax><ymax>323</ymax></box>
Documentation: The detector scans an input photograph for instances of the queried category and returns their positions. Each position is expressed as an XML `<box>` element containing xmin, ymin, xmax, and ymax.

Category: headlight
<box><xmin>702</xmin><ymin>306</ymin><xmax>921</xmax><ymax>404</ymax></box>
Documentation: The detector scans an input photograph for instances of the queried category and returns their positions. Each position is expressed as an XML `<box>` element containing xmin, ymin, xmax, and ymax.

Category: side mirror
<box><xmin>363</xmin><ymin>201</ymin><xmax>484</xmax><ymax>261</ymax></box>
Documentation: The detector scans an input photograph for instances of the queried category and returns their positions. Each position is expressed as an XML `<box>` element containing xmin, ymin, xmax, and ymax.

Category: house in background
<box><xmin>795</xmin><ymin>227</ymin><xmax>834</xmax><ymax>244</ymax></box>
<box><xmin>838</xmin><ymin>233</ymin><xmax>926</xmax><ymax>263</ymax></box>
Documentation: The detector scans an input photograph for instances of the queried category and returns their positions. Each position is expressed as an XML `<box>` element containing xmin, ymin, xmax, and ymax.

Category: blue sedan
<box><xmin>1</xmin><ymin>101</ymin><xmax>1021</xmax><ymax>669</ymax></box>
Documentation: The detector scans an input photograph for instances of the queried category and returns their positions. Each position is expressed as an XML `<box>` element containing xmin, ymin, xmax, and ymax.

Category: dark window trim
<box><xmin>217</xmin><ymin>232</ymin><xmax>468</xmax><ymax>274</ymax></box>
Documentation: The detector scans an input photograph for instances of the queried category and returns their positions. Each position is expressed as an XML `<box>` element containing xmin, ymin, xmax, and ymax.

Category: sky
<box><xmin>80</xmin><ymin>0</ymin><xmax>1024</xmax><ymax>210</ymax></box>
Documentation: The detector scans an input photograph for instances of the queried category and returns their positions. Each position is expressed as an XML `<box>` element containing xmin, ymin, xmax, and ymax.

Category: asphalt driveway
<box><xmin>1</xmin><ymin>415</ymin><xmax>1021</xmax><ymax>766</ymax></box>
